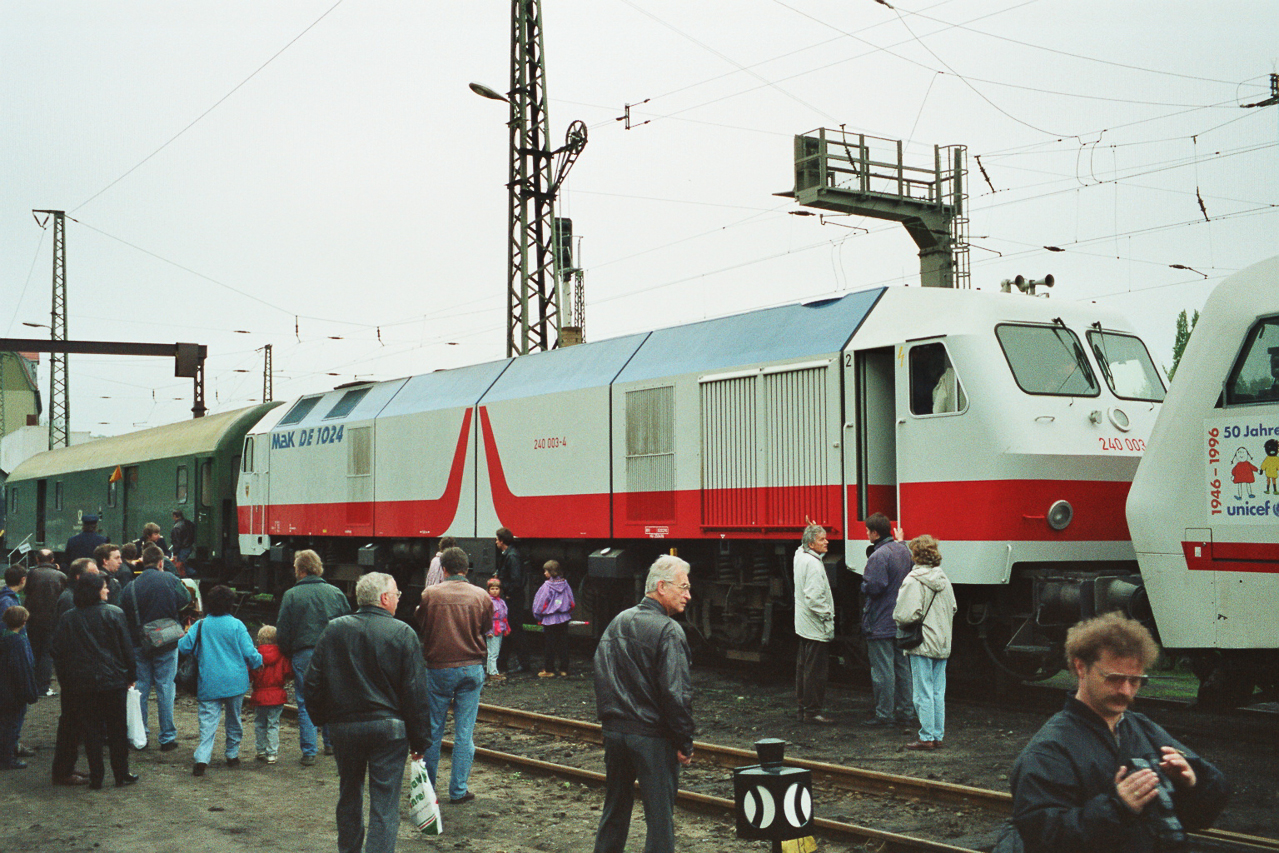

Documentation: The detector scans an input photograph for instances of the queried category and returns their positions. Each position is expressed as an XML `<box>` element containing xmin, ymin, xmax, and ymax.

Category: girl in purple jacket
<box><xmin>532</xmin><ymin>561</ymin><xmax>574</xmax><ymax>678</ymax></box>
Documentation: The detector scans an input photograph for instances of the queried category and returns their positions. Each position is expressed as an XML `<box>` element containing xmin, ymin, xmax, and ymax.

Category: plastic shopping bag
<box><xmin>407</xmin><ymin>759</ymin><xmax>442</xmax><ymax>835</ymax></box>
<box><xmin>126</xmin><ymin>686</ymin><xmax>147</xmax><ymax>750</ymax></box>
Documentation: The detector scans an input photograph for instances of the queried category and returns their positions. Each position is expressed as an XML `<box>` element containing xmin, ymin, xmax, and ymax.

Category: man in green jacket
<box><xmin>276</xmin><ymin>549</ymin><xmax>351</xmax><ymax>765</ymax></box>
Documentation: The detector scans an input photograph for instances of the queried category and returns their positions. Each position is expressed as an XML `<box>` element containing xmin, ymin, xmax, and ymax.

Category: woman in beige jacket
<box><xmin>892</xmin><ymin>535</ymin><xmax>957</xmax><ymax>751</ymax></box>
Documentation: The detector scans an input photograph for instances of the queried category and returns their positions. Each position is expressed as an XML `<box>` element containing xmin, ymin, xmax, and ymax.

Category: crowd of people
<box><xmin>0</xmin><ymin>518</ymin><xmax>1231</xmax><ymax>853</ymax></box>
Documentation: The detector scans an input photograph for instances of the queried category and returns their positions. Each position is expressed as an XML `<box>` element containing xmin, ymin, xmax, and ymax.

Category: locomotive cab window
<box><xmin>241</xmin><ymin>437</ymin><xmax>254</xmax><ymax>473</ymax></box>
<box><xmin>1087</xmin><ymin>330</ymin><xmax>1166</xmax><ymax>402</ymax></box>
<box><xmin>996</xmin><ymin>324</ymin><xmax>1099</xmax><ymax>397</ymax></box>
<box><xmin>1224</xmin><ymin>315</ymin><xmax>1279</xmax><ymax>406</ymax></box>
<box><xmin>278</xmin><ymin>396</ymin><xmax>321</xmax><ymax>426</ymax></box>
<box><xmin>909</xmin><ymin>343</ymin><xmax>967</xmax><ymax>415</ymax></box>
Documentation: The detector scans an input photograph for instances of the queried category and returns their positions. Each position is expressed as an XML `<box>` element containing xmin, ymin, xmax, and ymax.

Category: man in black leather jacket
<box><xmin>305</xmin><ymin>572</ymin><xmax>429</xmax><ymax>853</ymax></box>
<box><xmin>593</xmin><ymin>555</ymin><xmax>695</xmax><ymax>853</ymax></box>
<box><xmin>1011</xmin><ymin>613</ymin><xmax>1229</xmax><ymax>853</ymax></box>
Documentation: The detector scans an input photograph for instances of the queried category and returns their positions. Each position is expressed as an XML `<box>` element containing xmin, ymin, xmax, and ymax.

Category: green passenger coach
<box><xmin>5</xmin><ymin>403</ymin><xmax>280</xmax><ymax>578</ymax></box>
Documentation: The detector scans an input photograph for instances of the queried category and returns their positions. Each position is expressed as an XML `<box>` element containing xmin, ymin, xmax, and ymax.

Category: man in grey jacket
<box><xmin>794</xmin><ymin>523</ymin><xmax>835</xmax><ymax>724</ymax></box>
<box><xmin>304</xmin><ymin>572</ymin><xmax>429</xmax><ymax>853</ymax></box>
<box><xmin>593</xmin><ymin>555</ymin><xmax>695</xmax><ymax>853</ymax></box>
<box><xmin>277</xmin><ymin>549</ymin><xmax>351</xmax><ymax>765</ymax></box>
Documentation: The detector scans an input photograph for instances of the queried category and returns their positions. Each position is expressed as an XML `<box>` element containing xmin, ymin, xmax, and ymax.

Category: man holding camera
<box><xmin>1010</xmin><ymin>613</ymin><xmax>1229</xmax><ymax>852</ymax></box>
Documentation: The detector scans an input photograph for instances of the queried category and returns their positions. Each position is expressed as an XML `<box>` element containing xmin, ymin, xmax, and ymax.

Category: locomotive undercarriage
<box><xmin>235</xmin><ymin>537</ymin><xmax>1273</xmax><ymax>706</ymax></box>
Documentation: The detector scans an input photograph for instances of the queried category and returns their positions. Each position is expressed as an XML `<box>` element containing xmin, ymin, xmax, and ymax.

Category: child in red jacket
<box><xmin>250</xmin><ymin>625</ymin><xmax>292</xmax><ymax>764</ymax></box>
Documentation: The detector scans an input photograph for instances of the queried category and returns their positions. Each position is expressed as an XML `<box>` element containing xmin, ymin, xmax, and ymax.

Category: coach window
<box><xmin>54</xmin><ymin>481</ymin><xmax>64</xmax><ymax>511</ymax></box>
<box><xmin>996</xmin><ymin>323</ymin><xmax>1099</xmax><ymax>397</ymax></box>
<box><xmin>909</xmin><ymin>343</ymin><xmax>967</xmax><ymax>415</ymax></box>
<box><xmin>107</xmin><ymin>480</ymin><xmax>117</xmax><ymax>508</ymax></box>
<box><xmin>1087</xmin><ymin>330</ymin><xmax>1166</xmax><ymax>402</ymax></box>
<box><xmin>176</xmin><ymin>466</ymin><xmax>189</xmax><ymax>503</ymax></box>
<box><xmin>201</xmin><ymin>459</ymin><xmax>214</xmax><ymax>507</ymax></box>
<box><xmin>1224</xmin><ymin>315</ymin><xmax>1279</xmax><ymax>406</ymax></box>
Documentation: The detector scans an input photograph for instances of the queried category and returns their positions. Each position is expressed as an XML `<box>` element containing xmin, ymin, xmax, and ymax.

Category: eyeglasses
<box><xmin>1097</xmin><ymin>670</ymin><xmax>1148</xmax><ymax>688</ymax></box>
<box><xmin>663</xmin><ymin>581</ymin><xmax>691</xmax><ymax>592</ymax></box>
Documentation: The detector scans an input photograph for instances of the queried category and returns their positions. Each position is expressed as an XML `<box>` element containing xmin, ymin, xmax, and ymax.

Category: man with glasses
<box><xmin>414</xmin><ymin>546</ymin><xmax>492</xmax><ymax>806</ymax></box>
<box><xmin>1010</xmin><ymin>613</ymin><xmax>1229</xmax><ymax>852</ymax></box>
<box><xmin>304</xmin><ymin>572</ymin><xmax>428</xmax><ymax>853</ymax></box>
<box><xmin>593</xmin><ymin>555</ymin><xmax>696</xmax><ymax>853</ymax></box>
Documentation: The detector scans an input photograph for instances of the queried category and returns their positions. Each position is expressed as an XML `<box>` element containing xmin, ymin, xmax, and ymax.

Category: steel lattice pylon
<box><xmin>36</xmin><ymin>210</ymin><xmax>71</xmax><ymax>448</ymax></box>
<box><xmin>505</xmin><ymin>0</ymin><xmax>586</xmax><ymax>356</ymax></box>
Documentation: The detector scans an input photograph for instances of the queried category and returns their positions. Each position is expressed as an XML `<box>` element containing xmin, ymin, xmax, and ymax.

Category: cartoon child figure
<box><xmin>1261</xmin><ymin>439</ymin><xmax>1279</xmax><ymax>495</ymax></box>
<box><xmin>1231</xmin><ymin>446</ymin><xmax>1258</xmax><ymax>500</ymax></box>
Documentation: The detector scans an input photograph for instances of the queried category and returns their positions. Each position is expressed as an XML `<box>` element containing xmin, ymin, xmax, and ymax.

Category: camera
<box><xmin>1129</xmin><ymin>757</ymin><xmax>1187</xmax><ymax>849</ymax></box>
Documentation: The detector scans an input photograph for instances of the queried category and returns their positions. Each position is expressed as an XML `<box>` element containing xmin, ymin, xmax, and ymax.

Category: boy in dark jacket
<box><xmin>250</xmin><ymin>625</ymin><xmax>293</xmax><ymax>764</ymax></box>
<box><xmin>1</xmin><ymin>606</ymin><xmax>39</xmax><ymax>769</ymax></box>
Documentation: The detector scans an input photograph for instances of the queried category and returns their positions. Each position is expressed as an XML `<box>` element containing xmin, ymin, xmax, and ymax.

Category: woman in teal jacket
<box><xmin>178</xmin><ymin>585</ymin><xmax>262</xmax><ymax>776</ymax></box>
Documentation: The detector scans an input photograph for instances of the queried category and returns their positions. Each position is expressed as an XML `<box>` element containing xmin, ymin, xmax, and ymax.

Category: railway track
<box><xmin>464</xmin><ymin>703</ymin><xmax>1279</xmax><ymax>853</ymax></box>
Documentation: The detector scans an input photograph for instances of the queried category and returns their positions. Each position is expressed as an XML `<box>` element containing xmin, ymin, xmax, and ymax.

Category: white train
<box><xmin>1127</xmin><ymin>255</ymin><xmax>1279</xmax><ymax>705</ymax></box>
<box><xmin>236</xmin><ymin>280</ymin><xmax>1166</xmax><ymax>676</ymax></box>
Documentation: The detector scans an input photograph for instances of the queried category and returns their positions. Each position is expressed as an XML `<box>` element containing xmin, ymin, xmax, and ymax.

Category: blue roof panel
<box><xmin>380</xmin><ymin>360</ymin><xmax>512</xmax><ymax>416</ymax></box>
<box><xmin>482</xmin><ymin>332</ymin><xmax>650</xmax><ymax>403</ymax></box>
<box><xmin>615</xmin><ymin>289</ymin><xmax>884</xmax><ymax>384</ymax></box>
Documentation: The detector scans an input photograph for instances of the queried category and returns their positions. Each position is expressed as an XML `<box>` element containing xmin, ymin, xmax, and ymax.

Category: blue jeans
<box><xmin>866</xmin><ymin>637</ymin><xmax>913</xmax><ymax>721</ymax></box>
<box><xmin>254</xmin><ymin>705</ymin><xmax>284</xmax><ymax>757</ymax></box>
<box><xmin>423</xmin><ymin>664</ymin><xmax>484</xmax><ymax>800</ymax></box>
<box><xmin>910</xmin><ymin>655</ymin><xmax>947</xmax><ymax>743</ymax></box>
<box><xmin>134</xmin><ymin>647</ymin><xmax>179</xmax><ymax>745</ymax></box>
<box><xmin>329</xmin><ymin>718</ymin><xmax>409</xmax><ymax>853</ymax></box>
<box><xmin>486</xmin><ymin>636</ymin><xmax>502</xmax><ymax>676</ymax></box>
<box><xmin>194</xmin><ymin>696</ymin><xmax>244</xmax><ymax>764</ymax></box>
<box><xmin>292</xmin><ymin>648</ymin><xmax>328</xmax><ymax>757</ymax></box>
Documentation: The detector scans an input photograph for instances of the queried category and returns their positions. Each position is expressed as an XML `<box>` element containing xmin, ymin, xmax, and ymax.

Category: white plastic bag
<box><xmin>126</xmin><ymin>686</ymin><xmax>147</xmax><ymax>750</ymax></box>
<box><xmin>407</xmin><ymin>759</ymin><xmax>442</xmax><ymax>835</ymax></box>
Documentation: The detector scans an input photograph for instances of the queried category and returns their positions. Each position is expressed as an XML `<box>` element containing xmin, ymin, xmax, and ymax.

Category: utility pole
<box><xmin>262</xmin><ymin>344</ymin><xmax>273</xmax><ymax>402</ymax></box>
<box><xmin>33</xmin><ymin>210</ymin><xmax>69</xmax><ymax>448</ymax></box>
<box><xmin>503</xmin><ymin>0</ymin><xmax>588</xmax><ymax>356</ymax></box>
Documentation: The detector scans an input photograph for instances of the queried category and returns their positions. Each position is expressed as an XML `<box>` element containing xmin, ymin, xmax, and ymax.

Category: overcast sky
<box><xmin>3</xmin><ymin>1</ymin><xmax>1275</xmax><ymax>436</ymax></box>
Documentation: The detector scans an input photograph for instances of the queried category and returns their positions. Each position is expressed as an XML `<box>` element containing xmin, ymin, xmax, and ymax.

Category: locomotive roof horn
<box><xmin>1000</xmin><ymin>274</ymin><xmax>1055</xmax><ymax>296</ymax></box>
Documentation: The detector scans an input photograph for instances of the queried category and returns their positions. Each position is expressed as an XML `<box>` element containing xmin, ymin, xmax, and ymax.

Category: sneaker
<box><xmin>193</xmin><ymin>763</ymin><xmax>207</xmax><ymax>777</ymax></box>
<box><xmin>300</xmin><ymin>754</ymin><xmax>317</xmax><ymax>766</ymax></box>
<box><xmin>44</xmin><ymin>687</ymin><xmax>58</xmax><ymax>697</ymax></box>
<box><xmin>159</xmin><ymin>741</ymin><xmax>179</xmax><ymax>753</ymax></box>
<box><xmin>537</xmin><ymin>670</ymin><xmax>556</xmax><ymax>678</ymax></box>
<box><xmin>266</xmin><ymin>755</ymin><xmax>278</xmax><ymax>765</ymax></box>
<box><xmin>256</xmin><ymin>754</ymin><xmax>268</xmax><ymax>763</ymax></box>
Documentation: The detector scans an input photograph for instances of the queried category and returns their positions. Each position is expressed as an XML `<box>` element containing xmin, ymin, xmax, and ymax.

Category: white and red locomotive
<box><xmin>1127</xmin><ymin>256</ymin><xmax>1279</xmax><ymax>704</ymax></box>
<box><xmin>238</xmin><ymin>280</ymin><xmax>1166</xmax><ymax>674</ymax></box>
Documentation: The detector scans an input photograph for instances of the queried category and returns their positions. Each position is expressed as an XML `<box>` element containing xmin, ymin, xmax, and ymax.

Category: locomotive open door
<box><xmin>893</xmin><ymin>338</ymin><xmax>968</xmax><ymax>542</ymax></box>
<box><xmin>844</xmin><ymin>346</ymin><xmax>897</xmax><ymax>573</ymax></box>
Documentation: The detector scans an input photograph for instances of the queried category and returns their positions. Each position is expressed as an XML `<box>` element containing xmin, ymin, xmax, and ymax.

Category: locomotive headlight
<box><xmin>1047</xmin><ymin>500</ymin><xmax>1073</xmax><ymax>531</ymax></box>
<box><xmin>1108</xmin><ymin>408</ymin><xmax>1131</xmax><ymax>432</ymax></box>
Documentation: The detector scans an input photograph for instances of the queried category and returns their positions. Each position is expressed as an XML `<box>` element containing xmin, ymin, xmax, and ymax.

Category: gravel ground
<box><xmin>2</xmin><ymin>657</ymin><xmax>1273</xmax><ymax>853</ymax></box>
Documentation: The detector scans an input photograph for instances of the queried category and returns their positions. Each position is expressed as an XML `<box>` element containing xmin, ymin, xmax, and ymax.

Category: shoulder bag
<box><xmin>175</xmin><ymin>621</ymin><xmax>202</xmax><ymax>694</ymax></box>
<box><xmin>895</xmin><ymin>588</ymin><xmax>937</xmax><ymax>651</ymax></box>
<box><xmin>140</xmin><ymin>617</ymin><xmax>184</xmax><ymax>652</ymax></box>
